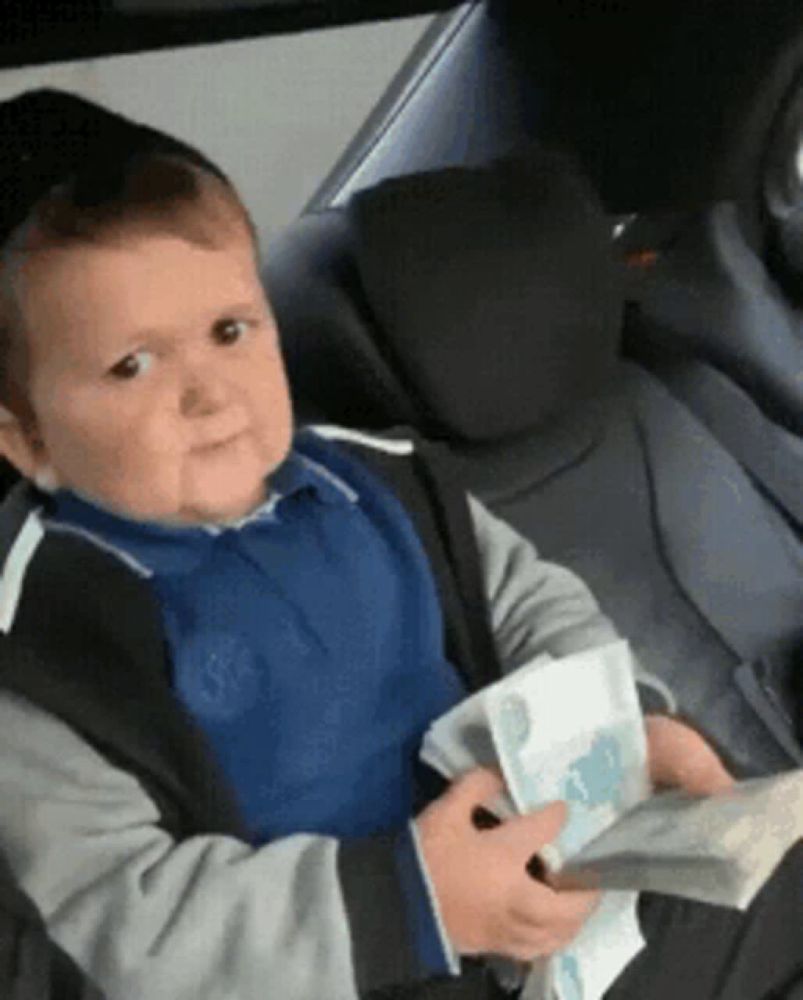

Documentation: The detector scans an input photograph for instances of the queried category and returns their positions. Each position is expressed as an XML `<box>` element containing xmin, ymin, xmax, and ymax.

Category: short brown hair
<box><xmin>0</xmin><ymin>151</ymin><xmax>259</xmax><ymax>413</ymax></box>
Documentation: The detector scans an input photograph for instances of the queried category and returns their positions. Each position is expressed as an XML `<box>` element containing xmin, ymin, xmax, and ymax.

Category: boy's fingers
<box><xmin>447</xmin><ymin>772</ymin><xmax>568</xmax><ymax>864</ymax></box>
<box><xmin>513</xmin><ymin>881</ymin><xmax>601</xmax><ymax>930</ymax></box>
<box><xmin>674</xmin><ymin>761</ymin><xmax>736</xmax><ymax>797</ymax></box>
<box><xmin>549</xmin><ymin>886</ymin><xmax>602</xmax><ymax>925</ymax></box>
<box><xmin>521</xmin><ymin>800</ymin><xmax>568</xmax><ymax>851</ymax></box>
<box><xmin>448</xmin><ymin>766</ymin><xmax>507</xmax><ymax>815</ymax></box>
<box><xmin>491</xmin><ymin>800</ymin><xmax>568</xmax><ymax>861</ymax></box>
<box><xmin>646</xmin><ymin>715</ymin><xmax>737</xmax><ymax>797</ymax></box>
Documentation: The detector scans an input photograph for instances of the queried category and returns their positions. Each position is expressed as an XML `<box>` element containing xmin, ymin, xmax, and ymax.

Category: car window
<box><xmin>0</xmin><ymin>15</ymin><xmax>435</xmax><ymax>241</ymax></box>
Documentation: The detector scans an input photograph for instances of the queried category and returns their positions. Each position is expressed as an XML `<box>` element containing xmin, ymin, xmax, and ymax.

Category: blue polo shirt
<box><xmin>43</xmin><ymin>427</ymin><xmax>467</xmax><ymax>977</ymax></box>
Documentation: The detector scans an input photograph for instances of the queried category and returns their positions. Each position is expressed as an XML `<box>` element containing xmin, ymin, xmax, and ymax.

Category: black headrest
<box><xmin>267</xmin><ymin>146</ymin><xmax>624</xmax><ymax>444</ymax></box>
<box><xmin>266</xmin><ymin>210</ymin><xmax>423</xmax><ymax>430</ymax></box>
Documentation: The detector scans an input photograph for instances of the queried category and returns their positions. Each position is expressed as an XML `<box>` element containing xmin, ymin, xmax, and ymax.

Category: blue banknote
<box><xmin>485</xmin><ymin>641</ymin><xmax>650</xmax><ymax>868</ymax></box>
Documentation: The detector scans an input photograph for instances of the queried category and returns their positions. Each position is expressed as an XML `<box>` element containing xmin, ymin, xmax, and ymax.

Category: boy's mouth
<box><xmin>193</xmin><ymin>429</ymin><xmax>247</xmax><ymax>453</ymax></box>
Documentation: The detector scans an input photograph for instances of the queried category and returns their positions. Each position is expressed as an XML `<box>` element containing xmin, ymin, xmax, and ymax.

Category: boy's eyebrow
<box><xmin>116</xmin><ymin>301</ymin><xmax>264</xmax><ymax>348</ymax></box>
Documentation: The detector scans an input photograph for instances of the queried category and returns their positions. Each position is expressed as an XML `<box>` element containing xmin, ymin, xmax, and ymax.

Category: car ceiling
<box><xmin>1</xmin><ymin>0</ymin><xmax>460</xmax><ymax>69</ymax></box>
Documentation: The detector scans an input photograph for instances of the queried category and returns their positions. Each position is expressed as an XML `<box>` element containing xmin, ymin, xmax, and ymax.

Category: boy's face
<box><xmin>6</xmin><ymin>226</ymin><xmax>293</xmax><ymax>523</ymax></box>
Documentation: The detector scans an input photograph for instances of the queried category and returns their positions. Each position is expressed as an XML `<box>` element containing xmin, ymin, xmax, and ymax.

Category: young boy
<box><xmin>0</xmin><ymin>88</ymin><xmax>796</xmax><ymax>1000</ymax></box>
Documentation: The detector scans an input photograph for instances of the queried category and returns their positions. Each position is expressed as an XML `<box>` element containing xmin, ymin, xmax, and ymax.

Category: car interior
<box><xmin>266</xmin><ymin>0</ymin><xmax>803</xmax><ymax>780</ymax></box>
<box><xmin>1</xmin><ymin>0</ymin><xmax>801</xmax><ymax>800</ymax></box>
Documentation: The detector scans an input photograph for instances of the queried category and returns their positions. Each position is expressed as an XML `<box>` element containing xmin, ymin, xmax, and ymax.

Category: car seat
<box><xmin>619</xmin><ymin>201</ymin><xmax>803</xmax><ymax>534</ymax></box>
<box><xmin>264</xmin><ymin>146</ymin><xmax>803</xmax><ymax>777</ymax></box>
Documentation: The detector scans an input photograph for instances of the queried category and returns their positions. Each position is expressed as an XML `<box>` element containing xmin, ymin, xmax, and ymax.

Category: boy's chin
<box><xmin>172</xmin><ymin>480</ymin><xmax>269</xmax><ymax>526</ymax></box>
<box><xmin>72</xmin><ymin>480</ymin><xmax>270</xmax><ymax>527</ymax></box>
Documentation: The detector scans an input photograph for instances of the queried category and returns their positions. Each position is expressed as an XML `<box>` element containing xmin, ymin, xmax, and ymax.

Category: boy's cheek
<box><xmin>71</xmin><ymin>452</ymin><xmax>185</xmax><ymax>519</ymax></box>
<box><xmin>41</xmin><ymin>410</ymin><xmax>181</xmax><ymax>492</ymax></box>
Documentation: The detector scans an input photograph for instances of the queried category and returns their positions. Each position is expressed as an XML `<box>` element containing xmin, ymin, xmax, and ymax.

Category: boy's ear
<box><xmin>0</xmin><ymin>403</ymin><xmax>43</xmax><ymax>481</ymax></box>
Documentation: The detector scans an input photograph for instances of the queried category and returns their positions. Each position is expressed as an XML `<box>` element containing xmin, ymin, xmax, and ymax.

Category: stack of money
<box><xmin>552</xmin><ymin>770</ymin><xmax>803</xmax><ymax>906</ymax></box>
<box><xmin>421</xmin><ymin>640</ymin><xmax>650</xmax><ymax>1000</ymax></box>
<box><xmin>419</xmin><ymin>640</ymin><xmax>803</xmax><ymax>1000</ymax></box>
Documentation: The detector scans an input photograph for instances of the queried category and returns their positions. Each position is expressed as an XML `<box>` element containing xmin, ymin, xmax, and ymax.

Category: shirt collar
<box><xmin>40</xmin><ymin>437</ymin><xmax>359</xmax><ymax>576</ymax></box>
<box><xmin>268</xmin><ymin>448</ymin><xmax>359</xmax><ymax>511</ymax></box>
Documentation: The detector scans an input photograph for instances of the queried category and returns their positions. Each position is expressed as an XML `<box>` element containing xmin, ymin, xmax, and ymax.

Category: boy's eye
<box><xmin>212</xmin><ymin>319</ymin><xmax>249</xmax><ymax>346</ymax></box>
<box><xmin>108</xmin><ymin>350</ymin><xmax>152</xmax><ymax>380</ymax></box>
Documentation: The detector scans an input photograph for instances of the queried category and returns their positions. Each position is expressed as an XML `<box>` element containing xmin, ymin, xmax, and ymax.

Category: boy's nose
<box><xmin>180</xmin><ymin>369</ymin><xmax>232</xmax><ymax>417</ymax></box>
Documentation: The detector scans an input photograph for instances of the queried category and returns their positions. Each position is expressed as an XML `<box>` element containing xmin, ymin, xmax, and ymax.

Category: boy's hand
<box><xmin>414</xmin><ymin>767</ymin><xmax>601</xmax><ymax>962</ymax></box>
<box><xmin>645</xmin><ymin>714</ymin><xmax>736</xmax><ymax>796</ymax></box>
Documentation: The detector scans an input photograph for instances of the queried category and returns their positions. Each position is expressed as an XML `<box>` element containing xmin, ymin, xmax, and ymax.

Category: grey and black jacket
<box><xmin>0</xmin><ymin>426</ymin><xmax>673</xmax><ymax>1000</ymax></box>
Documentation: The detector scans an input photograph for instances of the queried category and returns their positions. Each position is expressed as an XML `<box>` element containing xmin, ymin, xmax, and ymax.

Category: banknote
<box><xmin>483</xmin><ymin>641</ymin><xmax>649</xmax><ymax>1000</ymax></box>
<box><xmin>420</xmin><ymin>641</ymin><xmax>649</xmax><ymax>1000</ymax></box>
<box><xmin>419</xmin><ymin>652</ymin><xmax>554</xmax><ymax>820</ymax></box>
<box><xmin>550</xmin><ymin>768</ymin><xmax>803</xmax><ymax>909</ymax></box>
<box><xmin>520</xmin><ymin>892</ymin><xmax>645</xmax><ymax>1000</ymax></box>
<box><xmin>484</xmin><ymin>640</ymin><xmax>651</xmax><ymax>862</ymax></box>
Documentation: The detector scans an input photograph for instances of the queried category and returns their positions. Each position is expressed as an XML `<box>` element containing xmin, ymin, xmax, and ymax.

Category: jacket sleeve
<box><xmin>0</xmin><ymin>849</ymin><xmax>107</xmax><ymax>1000</ymax></box>
<box><xmin>466</xmin><ymin>493</ymin><xmax>677</xmax><ymax>714</ymax></box>
<box><xmin>0</xmin><ymin>690</ymin><xmax>430</xmax><ymax>1000</ymax></box>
